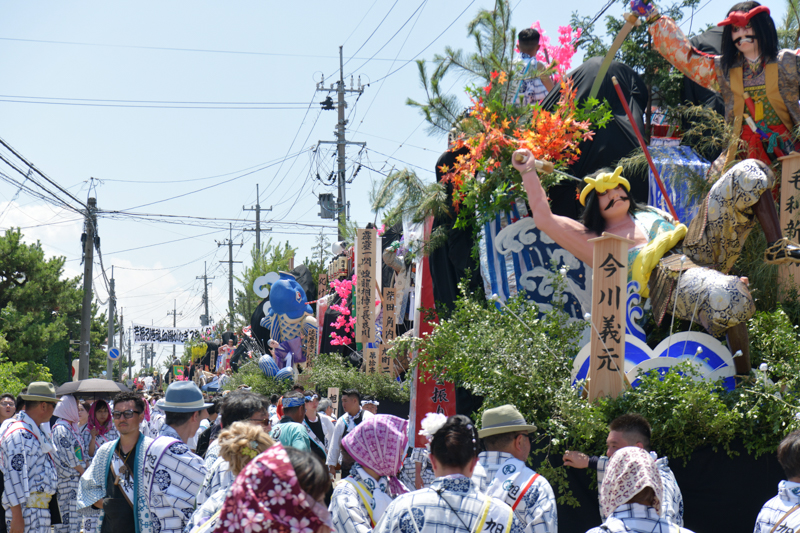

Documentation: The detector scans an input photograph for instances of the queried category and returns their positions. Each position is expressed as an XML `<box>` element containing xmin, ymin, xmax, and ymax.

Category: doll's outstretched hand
<box><xmin>511</xmin><ymin>149</ymin><xmax>537</xmax><ymax>175</ymax></box>
<box><xmin>630</xmin><ymin>0</ymin><xmax>659</xmax><ymax>21</ymax></box>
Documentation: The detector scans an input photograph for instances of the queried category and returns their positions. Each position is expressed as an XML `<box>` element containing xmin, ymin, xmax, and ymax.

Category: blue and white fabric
<box><xmin>330</xmin><ymin>464</ymin><xmax>399</xmax><ymax>533</ymax></box>
<box><xmin>52</xmin><ymin>419</ymin><xmax>86</xmax><ymax>533</ymax></box>
<box><xmin>472</xmin><ymin>451</ymin><xmax>557</xmax><ymax>533</ymax></box>
<box><xmin>585</xmin><ymin>503</ymin><xmax>695</xmax><ymax>533</ymax></box>
<box><xmin>0</xmin><ymin>411</ymin><xmax>58</xmax><ymax>533</ymax></box>
<box><xmin>648</xmin><ymin>146</ymin><xmax>707</xmax><ymax>224</ymax></box>
<box><xmin>596</xmin><ymin>452</ymin><xmax>684</xmax><ymax>526</ymax></box>
<box><xmin>78</xmin><ymin>434</ymin><xmax>207</xmax><ymax>533</ymax></box>
<box><xmin>374</xmin><ymin>474</ymin><xmax>523</xmax><ymax>533</ymax></box>
<box><xmin>79</xmin><ymin>422</ymin><xmax>119</xmax><ymax>533</ymax></box>
<box><xmin>478</xmin><ymin>199</ymin><xmax>591</xmax><ymax>337</ymax></box>
<box><xmin>195</xmin><ymin>455</ymin><xmax>232</xmax><ymax>508</ymax></box>
<box><xmin>184</xmin><ymin>487</ymin><xmax>226</xmax><ymax>533</ymax></box>
<box><xmin>754</xmin><ymin>480</ymin><xmax>800</xmax><ymax>532</ymax></box>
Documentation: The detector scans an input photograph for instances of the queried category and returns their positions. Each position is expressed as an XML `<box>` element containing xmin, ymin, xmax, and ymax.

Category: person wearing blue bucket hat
<box><xmin>156</xmin><ymin>381</ymin><xmax>213</xmax><ymax>446</ymax></box>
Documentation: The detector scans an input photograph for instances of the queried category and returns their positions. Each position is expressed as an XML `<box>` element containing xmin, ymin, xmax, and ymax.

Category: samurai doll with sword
<box><xmin>511</xmin><ymin>148</ymin><xmax>800</xmax><ymax>376</ymax></box>
<box><xmin>632</xmin><ymin>0</ymin><xmax>800</xmax><ymax>175</ymax></box>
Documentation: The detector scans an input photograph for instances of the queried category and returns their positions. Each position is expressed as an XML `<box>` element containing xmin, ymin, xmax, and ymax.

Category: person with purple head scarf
<box><xmin>52</xmin><ymin>395</ymin><xmax>86</xmax><ymax>533</ymax></box>
<box><xmin>329</xmin><ymin>414</ymin><xmax>409</xmax><ymax>532</ymax></box>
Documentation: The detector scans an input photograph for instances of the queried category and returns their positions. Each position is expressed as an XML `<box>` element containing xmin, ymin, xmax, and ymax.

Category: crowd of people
<box><xmin>0</xmin><ymin>379</ymin><xmax>797</xmax><ymax>532</ymax></box>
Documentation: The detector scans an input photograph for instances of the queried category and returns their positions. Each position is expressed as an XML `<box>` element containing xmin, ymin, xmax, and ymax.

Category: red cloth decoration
<box><xmin>718</xmin><ymin>5</ymin><xmax>770</xmax><ymax>27</ymax></box>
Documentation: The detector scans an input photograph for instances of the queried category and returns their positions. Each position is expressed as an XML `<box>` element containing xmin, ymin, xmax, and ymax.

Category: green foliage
<box><xmin>225</xmin><ymin>352</ymin><xmax>410</xmax><ymax>402</ymax></box>
<box><xmin>303</xmin><ymin>352</ymin><xmax>409</xmax><ymax>402</ymax></box>
<box><xmin>371</xmin><ymin>169</ymin><xmax>448</xmax><ymax>227</ymax></box>
<box><xmin>407</xmin><ymin>1</ymin><xmax>518</xmax><ymax>136</ymax></box>
<box><xmin>233</xmin><ymin>239</ymin><xmax>296</xmax><ymax>331</ymax></box>
<box><xmin>0</xmin><ymin>358</ymin><xmax>53</xmax><ymax>396</ymax></box>
<box><xmin>223</xmin><ymin>361</ymin><xmax>290</xmax><ymax>397</ymax></box>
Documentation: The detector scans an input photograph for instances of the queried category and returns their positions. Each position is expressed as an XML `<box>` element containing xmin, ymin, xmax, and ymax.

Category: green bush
<box><xmin>224</xmin><ymin>352</ymin><xmax>409</xmax><ymax>403</ymax></box>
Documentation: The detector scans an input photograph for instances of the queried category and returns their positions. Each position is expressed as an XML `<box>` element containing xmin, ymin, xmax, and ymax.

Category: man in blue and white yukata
<box><xmin>156</xmin><ymin>382</ymin><xmax>211</xmax><ymax>449</ymax></box>
<box><xmin>77</xmin><ymin>388</ymin><xmax>208</xmax><ymax>533</ymax></box>
<box><xmin>472</xmin><ymin>405</ymin><xmax>557</xmax><ymax>533</ymax></box>
<box><xmin>0</xmin><ymin>382</ymin><xmax>59</xmax><ymax>533</ymax></box>
<box><xmin>563</xmin><ymin>413</ymin><xmax>684</xmax><ymax>526</ymax></box>
<box><xmin>755</xmin><ymin>430</ymin><xmax>800</xmax><ymax>531</ymax></box>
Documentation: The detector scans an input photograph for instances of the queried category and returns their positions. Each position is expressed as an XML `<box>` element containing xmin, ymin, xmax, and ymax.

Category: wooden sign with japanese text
<box><xmin>779</xmin><ymin>152</ymin><xmax>800</xmax><ymax>299</ymax></box>
<box><xmin>365</xmin><ymin>347</ymin><xmax>379</xmax><ymax>374</ymax></box>
<box><xmin>318</xmin><ymin>271</ymin><xmax>329</xmax><ymax>300</ymax></box>
<box><xmin>587</xmin><ymin>232</ymin><xmax>633</xmax><ymax>401</ymax></box>
<box><xmin>327</xmin><ymin>387</ymin><xmax>340</xmax><ymax>418</ymax></box>
<box><xmin>381</xmin><ymin>288</ymin><xmax>396</xmax><ymax>375</ymax></box>
<box><xmin>356</xmin><ymin>228</ymin><xmax>378</xmax><ymax>345</ymax></box>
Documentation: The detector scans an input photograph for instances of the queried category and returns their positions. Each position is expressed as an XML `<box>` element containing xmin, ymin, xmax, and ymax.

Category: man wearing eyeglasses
<box><xmin>472</xmin><ymin>405</ymin><xmax>557</xmax><ymax>533</ymax></box>
<box><xmin>196</xmin><ymin>391</ymin><xmax>271</xmax><ymax>509</ymax></box>
<box><xmin>77</xmin><ymin>389</ymin><xmax>207</xmax><ymax>533</ymax></box>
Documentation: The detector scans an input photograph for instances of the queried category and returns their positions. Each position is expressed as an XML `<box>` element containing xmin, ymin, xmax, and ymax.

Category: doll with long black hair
<box><xmin>633</xmin><ymin>0</ymin><xmax>800</xmax><ymax>174</ymax></box>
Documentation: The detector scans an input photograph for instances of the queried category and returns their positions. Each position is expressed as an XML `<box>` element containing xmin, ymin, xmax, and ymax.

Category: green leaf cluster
<box><xmin>225</xmin><ymin>352</ymin><xmax>409</xmax><ymax>403</ymax></box>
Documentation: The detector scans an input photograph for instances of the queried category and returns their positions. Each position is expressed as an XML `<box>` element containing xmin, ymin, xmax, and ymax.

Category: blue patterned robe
<box><xmin>52</xmin><ymin>420</ymin><xmax>87</xmax><ymax>533</ymax></box>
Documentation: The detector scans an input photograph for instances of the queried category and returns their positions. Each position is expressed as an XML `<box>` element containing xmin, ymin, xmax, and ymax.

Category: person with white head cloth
<box><xmin>52</xmin><ymin>395</ymin><xmax>87</xmax><ymax>533</ymax></box>
<box><xmin>585</xmin><ymin>447</ymin><xmax>694</xmax><ymax>533</ymax></box>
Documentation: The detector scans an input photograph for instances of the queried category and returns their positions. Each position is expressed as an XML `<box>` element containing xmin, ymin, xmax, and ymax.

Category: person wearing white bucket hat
<box><xmin>472</xmin><ymin>405</ymin><xmax>557</xmax><ymax>533</ymax></box>
<box><xmin>156</xmin><ymin>381</ymin><xmax>213</xmax><ymax>446</ymax></box>
<box><xmin>77</xmin><ymin>391</ymin><xmax>207</xmax><ymax>533</ymax></box>
<box><xmin>0</xmin><ymin>382</ymin><xmax>59</xmax><ymax>533</ymax></box>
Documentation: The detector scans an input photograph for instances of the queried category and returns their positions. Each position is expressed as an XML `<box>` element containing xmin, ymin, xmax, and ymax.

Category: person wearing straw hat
<box><xmin>0</xmin><ymin>382</ymin><xmax>59</xmax><ymax>533</ymax></box>
<box><xmin>156</xmin><ymin>381</ymin><xmax>212</xmax><ymax>447</ymax></box>
<box><xmin>472</xmin><ymin>405</ymin><xmax>557</xmax><ymax>533</ymax></box>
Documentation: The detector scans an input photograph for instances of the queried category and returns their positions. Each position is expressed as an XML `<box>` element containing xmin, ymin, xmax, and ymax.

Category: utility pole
<box><xmin>79</xmin><ymin>197</ymin><xmax>97</xmax><ymax>380</ymax></box>
<box><xmin>126</xmin><ymin>324</ymin><xmax>131</xmax><ymax>383</ymax></box>
<box><xmin>197</xmin><ymin>261</ymin><xmax>215</xmax><ymax>327</ymax></box>
<box><xmin>118</xmin><ymin>308</ymin><xmax>124</xmax><ymax>382</ymax></box>
<box><xmin>167</xmin><ymin>300</ymin><xmax>182</xmax><ymax>361</ymax></box>
<box><xmin>106</xmin><ymin>268</ymin><xmax>115</xmax><ymax>380</ymax></box>
<box><xmin>243</xmin><ymin>184</ymin><xmax>273</xmax><ymax>253</ymax></box>
<box><xmin>217</xmin><ymin>224</ymin><xmax>242</xmax><ymax>331</ymax></box>
<box><xmin>316</xmin><ymin>46</ymin><xmax>365</xmax><ymax>240</ymax></box>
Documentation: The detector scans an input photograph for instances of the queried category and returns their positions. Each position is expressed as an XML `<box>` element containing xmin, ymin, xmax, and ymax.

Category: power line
<box><xmin>0</xmin><ymin>95</ymin><xmax>311</xmax><ymax>105</ymax></box>
<box><xmin>0</xmin><ymin>36</ymin><xmax>416</xmax><ymax>61</ymax></box>
<box><xmin>335</xmin><ymin>0</ymin><xmax>400</xmax><ymax>76</ymax></box>
<box><xmin>367</xmin><ymin>1</ymin><xmax>477</xmax><ymax>85</ymax></box>
<box><xmin>0</xmin><ymin>99</ymin><xmax>311</xmax><ymax>110</ymax></box>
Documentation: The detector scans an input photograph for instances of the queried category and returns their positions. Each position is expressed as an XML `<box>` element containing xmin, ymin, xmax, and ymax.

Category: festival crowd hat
<box><xmin>156</xmin><ymin>381</ymin><xmax>213</xmax><ymax>413</ymax></box>
<box><xmin>478</xmin><ymin>404</ymin><xmax>537</xmax><ymax>438</ymax></box>
<box><xmin>20</xmin><ymin>382</ymin><xmax>59</xmax><ymax>403</ymax></box>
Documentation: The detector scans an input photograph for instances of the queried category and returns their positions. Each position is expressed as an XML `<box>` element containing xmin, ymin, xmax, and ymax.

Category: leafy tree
<box><xmin>232</xmin><ymin>239</ymin><xmax>295</xmax><ymax>330</ymax></box>
<box><xmin>407</xmin><ymin>1</ymin><xmax>518</xmax><ymax>136</ymax></box>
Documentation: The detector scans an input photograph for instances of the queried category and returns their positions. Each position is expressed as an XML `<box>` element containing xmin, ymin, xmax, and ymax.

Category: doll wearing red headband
<box><xmin>631</xmin><ymin>1</ymin><xmax>800</xmax><ymax>178</ymax></box>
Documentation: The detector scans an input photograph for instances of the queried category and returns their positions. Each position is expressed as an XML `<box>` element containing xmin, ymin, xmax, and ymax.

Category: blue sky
<box><xmin>0</xmin><ymin>1</ymin><xmax>775</xmax><ymax>373</ymax></box>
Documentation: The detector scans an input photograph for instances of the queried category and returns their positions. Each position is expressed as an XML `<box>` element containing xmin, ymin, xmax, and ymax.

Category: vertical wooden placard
<box><xmin>318</xmin><ymin>271</ymin><xmax>329</xmax><ymax>300</ymax></box>
<box><xmin>587</xmin><ymin>232</ymin><xmax>633</xmax><ymax>401</ymax></box>
<box><xmin>779</xmin><ymin>153</ymin><xmax>800</xmax><ymax>299</ymax></box>
<box><xmin>356</xmin><ymin>228</ymin><xmax>378</xmax><ymax>345</ymax></box>
<box><xmin>327</xmin><ymin>387</ymin><xmax>340</xmax><ymax>418</ymax></box>
<box><xmin>305</xmin><ymin>326</ymin><xmax>318</xmax><ymax>368</ymax></box>
<box><xmin>381</xmin><ymin>288</ymin><xmax>396</xmax><ymax>375</ymax></box>
<box><xmin>365</xmin><ymin>347</ymin><xmax>379</xmax><ymax>374</ymax></box>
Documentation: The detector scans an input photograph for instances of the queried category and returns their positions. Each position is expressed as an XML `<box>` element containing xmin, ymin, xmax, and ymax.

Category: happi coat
<box><xmin>754</xmin><ymin>480</ymin><xmax>800</xmax><ymax>532</ymax></box>
<box><xmin>586</xmin><ymin>503</ymin><xmax>694</xmax><ymax>533</ymax></box>
<box><xmin>52</xmin><ymin>418</ymin><xmax>87</xmax><ymax>533</ymax></box>
<box><xmin>473</xmin><ymin>451</ymin><xmax>557</xmax><ymax>533</ymax></box>
<box><xmin>374</xmin><ymin>475</ymin><xmax>523</xmax><ymax>533</ymax></box>
<box><xmin>0</xmin><ymin>411</ymin><xmax>58</xmax><ymax>533</ymax></box>
<box><xmin>330</xmin><ymin>464</ymin><xmax>407</xmax><ymax>533</ymax></box>
<box><xmin>77</xmin><ymin>433</ymin><xmax>207</xmax><ymax>533</ymax></box>
<box><xmin>79</xmin><ymin>422</ymin><xmax>119</xmax><ymax>533</ymax></box>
